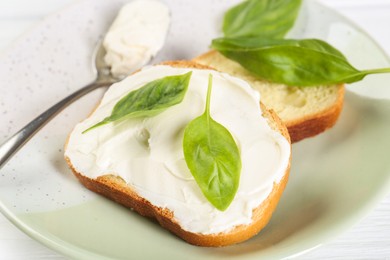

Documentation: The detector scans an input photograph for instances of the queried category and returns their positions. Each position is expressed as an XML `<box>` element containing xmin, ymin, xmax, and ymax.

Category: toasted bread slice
<box><xmin>65</xmin><ymin>61</ymin><xmax>291</xmax><ymax>247</ymax></box>
<box><xmin>193</xmin><ymin>50</ymin><xmax>345</xmax><ymax>142</ymax></box>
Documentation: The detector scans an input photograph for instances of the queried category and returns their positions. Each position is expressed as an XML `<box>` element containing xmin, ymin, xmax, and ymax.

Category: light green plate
<box><xmin>1</xmin><ymin>0</ymin><xmax>390</xmax><ymax>259</ymax></box>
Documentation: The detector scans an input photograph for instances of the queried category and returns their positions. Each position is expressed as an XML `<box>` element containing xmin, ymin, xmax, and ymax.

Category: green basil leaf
<box><xmin>183</xmin><ymin>74</ymin><xmax>241</xmax><ymax>211</ymax></box>
<box><xmin>212</xmin><ymin>37</ymin><xmax>390</xmax><ymax>86</ymax></box>
<box><xmin>212</xmin><ymin>37</ymin><xmax>347</xmax><ymax>59</ymax></box>
<box><xmin>83</xmin><ymin>72</ymin><xmax>192</xmax><ymax>133</ymax></box>
<box><xmin>223</xmin><ymin>0</ymin><xmax>302</xmax><ymax>38</ymax></box>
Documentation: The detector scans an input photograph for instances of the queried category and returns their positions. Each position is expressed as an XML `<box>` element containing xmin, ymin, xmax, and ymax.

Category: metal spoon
<box><xmin>0</xmin><ymin>39</ymin><xmax>119</xmax><ymax>169</ymax></box>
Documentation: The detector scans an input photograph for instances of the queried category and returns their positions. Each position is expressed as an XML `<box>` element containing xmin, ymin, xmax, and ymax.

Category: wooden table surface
<box><xmin>0</xmin><ymin>0</ymin><xmax>389</xmax><ymax>259</ymax></box>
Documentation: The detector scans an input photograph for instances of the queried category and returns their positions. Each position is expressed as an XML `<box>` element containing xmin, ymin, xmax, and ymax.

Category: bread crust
<box><xmin>286</xmin><ymin>86</ymin><xmax>344</xmax><ymax>142</ymax></box>
<box><xmin>193</xmin><ymin>50</ymin><xmax>345</xmax><ymax>143</ymax></box>
<box><xmin>65</xmin><ymin>61</ymin><xmax>291</xmax><ymax>247</ymax></box>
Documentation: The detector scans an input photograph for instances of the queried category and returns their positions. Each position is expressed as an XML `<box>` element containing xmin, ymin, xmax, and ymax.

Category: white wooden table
<box><xmin>0</xmin><ymin>0</ymin><xmax>389</xmax><ymax>259</ymax></box>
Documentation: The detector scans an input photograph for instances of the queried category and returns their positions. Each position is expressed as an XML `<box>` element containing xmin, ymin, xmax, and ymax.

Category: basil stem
<box><xmin>223</xmin><ymin>0</ymin><xmax>302</xmax><ymax>38</ymax></box>
<box><xmin>183</xmin><ymin>74</ymin><xmax>241</xmax><ymax>211</ymax></box>
<box><xmin>212</xmin><ymin>37</ymin><xmax>390</xmax><ymax>86</ymax></box>
<box><xmin>83</xmin><ymin>72</ymin><xmax>192</xmax><ymax>133</ymax></box>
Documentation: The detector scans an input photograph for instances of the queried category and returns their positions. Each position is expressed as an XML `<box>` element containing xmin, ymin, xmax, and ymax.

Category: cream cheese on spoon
<box><xmin>65</xmin><ymin>65</ymin><xmax>291</xmax><ymax>235</ymax></box>
<box><xmin>103</xmin><ymin>0</ymin><xmax>170</xmax><ymax>78</ymax></box>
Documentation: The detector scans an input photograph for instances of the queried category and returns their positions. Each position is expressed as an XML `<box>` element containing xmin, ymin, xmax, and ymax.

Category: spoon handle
<box><xmin>0</xmin><ymin>80</ymin><xmax>111</xmax><ymax>170</ymax></box>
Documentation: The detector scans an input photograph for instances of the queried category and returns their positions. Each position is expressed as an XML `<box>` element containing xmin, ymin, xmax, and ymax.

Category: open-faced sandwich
<box><xmin>65</xmin><ymin>61</ymin><xmax>291</xmax><ymax>246</ymax></box>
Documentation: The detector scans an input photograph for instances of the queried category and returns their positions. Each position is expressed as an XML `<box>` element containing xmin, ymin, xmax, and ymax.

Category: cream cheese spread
<box><xmin>65</xmin><ymin>65</ymin><xmax>290</xmax><ymax>234</ymax></box>
<box><xmin>103</xmin><ymin>0</ymin><xmax>170</xmax><ymax>78</ymax></box>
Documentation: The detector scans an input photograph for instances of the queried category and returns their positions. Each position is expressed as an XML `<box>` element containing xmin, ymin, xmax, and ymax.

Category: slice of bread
<box><xmin>65</xmin><ymin>61</ymin><xmax>291</xmax><ymax>247</ymax></box>
<box><xmin>193</xmin><ymin>50</ymin><xmax>345</xmax><ymax>142</ymax></box>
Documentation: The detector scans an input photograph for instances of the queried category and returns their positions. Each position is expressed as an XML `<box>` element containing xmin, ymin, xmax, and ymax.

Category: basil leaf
<box><xmin>83</xmin><ymin>72</ymin><xmax>192</xmax><ymax>133</ymax></box>
<box><xmin>212</xmin><ymin>37</ymin><xmax>390</xmax><ymax>86</ymax></box>
<box><xmin>223</xmin><ymin>0</ymin><xmax>302</xmax><ymax>38</ymax></box>
<box><xmin>183</xmin><ymin>74</ymin><xmax>241</xmax><ymax>211</ymax></box>
<box><xmin>212</xmin><ymin>37</ymin><xmax>347</xmax><ymax>59</ymax></box>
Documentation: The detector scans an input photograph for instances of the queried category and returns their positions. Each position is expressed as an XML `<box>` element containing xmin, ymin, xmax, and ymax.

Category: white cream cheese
<box><xmin>65</xmin><ymin>66</ymin><xmax>290</xmax><ymax>234</ymax></box>
<box><xmin>103</xmin><ymin>0</ymin><xmax>170</xmax><ymax>78</ymax></box>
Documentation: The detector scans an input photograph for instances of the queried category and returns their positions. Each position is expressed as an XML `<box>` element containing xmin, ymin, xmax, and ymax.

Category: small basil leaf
<box><xmin>83</xmin><ymin>72</ymin><xmax>192</xmax><ymax>133</ymax></box>
<box><xmin>183</xmin><ymin>74</ymin><xmax>241</xmax><ymax>211</ymax></box>
<box><xmin>212</xmin><ymin>37</ymin><xmax>390</xmax><ymax>86</ymax></box>
<box><xmin>223</xmin><ymin>0</ymin><xmax>302</xmax><ymax>38</ymax></box>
